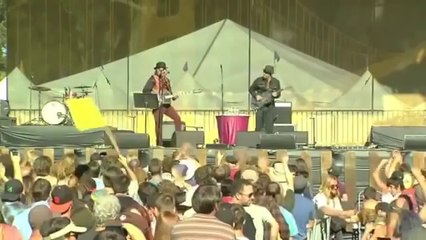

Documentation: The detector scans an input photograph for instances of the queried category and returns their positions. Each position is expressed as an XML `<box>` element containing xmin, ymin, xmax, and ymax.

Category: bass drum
<box><xmin>41</xmin><ymin>101</ymin><xmax>69</xmax><ymax>125</ymax></box>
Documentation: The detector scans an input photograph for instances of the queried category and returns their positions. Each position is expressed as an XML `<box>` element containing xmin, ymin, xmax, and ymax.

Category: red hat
<box><xmin>50</xmin><ymin>185</ymin><xmax>73</xmax><ymax>214</ymax></box>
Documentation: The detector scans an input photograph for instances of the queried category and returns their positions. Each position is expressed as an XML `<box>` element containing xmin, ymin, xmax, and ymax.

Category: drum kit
<box><xmin>26</xmin><ymin>85</ymin><xmax>94</xmax><ymax>125</ymax></box>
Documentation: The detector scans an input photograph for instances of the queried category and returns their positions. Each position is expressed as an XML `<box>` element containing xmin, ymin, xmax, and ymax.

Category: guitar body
<box><xmin>158</xmin><ymin>89</ymin><xmax>203</xmax><ymax>106</ymax></box>
<box><xmin>251</xmin><ymin>89</ymin><xmax>284</xmax><ymax>110</ymax></box>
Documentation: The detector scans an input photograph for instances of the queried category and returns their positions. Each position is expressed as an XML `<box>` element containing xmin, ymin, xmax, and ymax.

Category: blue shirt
<box><xmin>12</xmin><ymin>201</ymin><xmax>48</xmax><ymax>240</ymax></box>
<box><xmin>292</xmin><ymin>194</ymin><xmax>315</xmax><ymax>239</ymax></box>
<box><xmin>279</xmin><ymin>206</ymin><xmax>299</xmax><ymax>238</ymax></box>
<box><xmin>93</xmin><ymin>177</ymin><xmax>105</xmax><ymax>190</ymax></box>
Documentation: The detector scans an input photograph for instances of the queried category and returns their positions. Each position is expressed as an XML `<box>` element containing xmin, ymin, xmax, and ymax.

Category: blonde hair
<box><xmin>319</xmin><ymin>176</ymin><xmax>339</xmax><ymax>200</ymax></box>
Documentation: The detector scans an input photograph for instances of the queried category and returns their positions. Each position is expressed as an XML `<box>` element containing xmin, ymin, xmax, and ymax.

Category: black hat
<box><xmin>154</xmin><ymin>61</ymin><xmax>167</xmax><ymax>69</ymax></box>
<box><xmin>1</xmin><ymin>179</ymin><xmax>23</xmax><ymax>202</ymax></box>
<box><xmin>263</xmin><ymin>65</ymin><xmax>274</xmax><ymax>75</ymax></box>
<box><xmin>50</xmin><ymin>185</ymin><xmax>73</xmax><ymax>214</ymax></box>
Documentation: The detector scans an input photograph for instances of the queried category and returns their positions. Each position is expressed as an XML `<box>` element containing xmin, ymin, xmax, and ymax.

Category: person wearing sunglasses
<box><xmin>313</xmin><ymin>176</ymin><xmax>357</xmax><ymax>240</ymax></box>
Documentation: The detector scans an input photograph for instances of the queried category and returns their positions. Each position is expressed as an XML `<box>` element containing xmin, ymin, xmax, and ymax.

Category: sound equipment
<box><xmin>236</xmin><ymin>131</ymin><xmax>262</xmax><ymax>148</ymax></box>
<box><xmin>105</xmin><ymin>131</ymin><xmax>150</xmax><ymax>149</ymax></box>
<box><xmin>273</xmin><ymin>101</ymin><xmax>292</xmax><ymax>124</ymax></box>
<box><xmin>258</xmin><ymin>134</ymin><xmax>296</xmax><ymax>149</ymax></box>
<box><xmin>403</xmin><ymin>135</ymin><xmax>426</xmax><ymax>150</ymax></box>
<box><xmin>163</xmin><ymin>121</ymin><xmax>186</xmax><ymax>147</ymax></box>
<box><xmin>171</xmin><ymin>131</ymin><xmax>204</xmax><ymax>148</ymax></box>
<box><xmin>0</xmin><ymin>116</ymin><xmax>16</xmax><ymax>126</ymax></box>
<box><xmin>273</xmin><ymin>124</ymin><xmax>295</xmax><ymax>133</ymax></box>
<box><xmin>294</xmin><ymin>131</ymin><xmax>309</xmax><ymax>147</ymax></box>
<box><xmin>0</xmin><ymin>100</ymin><xmax>10</xmax><ymax>117</ymax></box>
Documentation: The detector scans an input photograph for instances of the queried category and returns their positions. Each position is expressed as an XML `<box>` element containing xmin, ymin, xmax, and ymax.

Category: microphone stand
<box><xmin>100</xmin><ymin>65</ymin><xmax>111</xmax><ymax>85</ymax></box>
<box><xmin>220</xmin><ymin>65</ymin><xmax>224</xmax><ymax>115</ymax></box>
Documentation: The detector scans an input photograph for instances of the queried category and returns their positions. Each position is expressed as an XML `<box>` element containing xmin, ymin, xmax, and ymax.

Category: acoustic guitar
<box><xmin>159</xmin><ymin>89</ymin><xmax>203</xmax><ymax>105</ymax></box>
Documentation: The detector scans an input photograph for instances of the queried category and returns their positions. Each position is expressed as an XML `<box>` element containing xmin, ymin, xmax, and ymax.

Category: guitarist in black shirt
<box><xmin>249</xmin><ymin>65</ymin><xmax>282</xmax><ymax>133</ymax></box>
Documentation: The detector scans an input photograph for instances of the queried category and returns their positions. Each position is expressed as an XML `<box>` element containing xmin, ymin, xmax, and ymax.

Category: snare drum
<box><xmin>41</xmin><ymin>101</ymin><xmax>69</xmax><ymax>125</ymax></box>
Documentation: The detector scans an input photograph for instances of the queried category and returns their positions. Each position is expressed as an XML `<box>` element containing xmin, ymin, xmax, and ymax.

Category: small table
<box><xmin>216</xmin><ymin>115</ymin><xmax>250</xmax><ymax>145</ymax></box>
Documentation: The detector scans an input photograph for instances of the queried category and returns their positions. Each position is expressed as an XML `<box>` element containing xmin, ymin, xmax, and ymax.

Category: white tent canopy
<box><xmin>8</xmin><ymin>19</ymin><xmax>359</xmax><ymax>110</ymax></box>
<box><xmin>329</xmin><ymin>70</ymin><xmax>408</xmax><ymax>110</ymax></box>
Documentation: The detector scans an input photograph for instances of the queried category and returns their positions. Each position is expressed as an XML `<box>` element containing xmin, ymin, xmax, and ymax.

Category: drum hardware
<box><xmin>23</xmin><ymin>86</ymin><xmax>51</xmax><ymax>125</ymax></box>
<box><xmin>41</xmin><ymin>100</ymin><xmax>70</xmax><ymax>125</ymax></box>
<box><xmin>74</xmin><ymin>85</ymin><xmax>93</xmax><ymax>89</ymax></box>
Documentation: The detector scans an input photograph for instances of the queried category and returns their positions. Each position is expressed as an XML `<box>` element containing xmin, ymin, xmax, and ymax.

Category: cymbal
<box><xmin>29</xmin><ymin>86</ymin><xmax>50</xmax><ymax>92</ymax></box>
<box><xmin>74</xmin><ymin>85</ymin><xmax>92</xmax><ymax>89</ymax></box>
<box><xmin>81</xmin><ymin>91</ymin><xmax>93</xmax><ymax>94</ymax></box>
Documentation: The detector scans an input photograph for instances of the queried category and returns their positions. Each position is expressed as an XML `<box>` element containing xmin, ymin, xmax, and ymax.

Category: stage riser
<box><xmin>0</xmin><ymin>126</ymin><xmax>149</xmax><ymax>149</ymax></box>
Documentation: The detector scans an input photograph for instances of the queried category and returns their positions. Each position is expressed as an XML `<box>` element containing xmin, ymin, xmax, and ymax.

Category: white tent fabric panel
<box><xmin>8</xmin><ymin>19</ymin><xmax>359</xmax><ymax>110</ymax></box>
<box><xmin>330</xmin><ymin>70</ymin><xmax>407</xmax><ymax>110</ymax></box>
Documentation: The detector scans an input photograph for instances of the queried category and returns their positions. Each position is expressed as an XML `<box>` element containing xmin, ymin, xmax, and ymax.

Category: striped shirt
<box><xmin>171</xmin><ymin>214</ymin><xmax>235</xmax><ymax>240</ymax></box>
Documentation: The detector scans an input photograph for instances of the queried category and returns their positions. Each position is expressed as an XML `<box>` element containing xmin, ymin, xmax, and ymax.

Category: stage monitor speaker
<box><xmin>259</xmin><ymin>134</ymin><xmax>296</xmax><ymax>150</ymax></box>
<box><xmin>105</xmin><ymin>131</ymin><xmax>150</xmax><ymax>149</ymax></box>
<box><xmin>273</xmin><ymin>124</ymin><xmax>295</xmax><ymax>133</ymax></box>
<box><xmin>294</xmin><ymin>131</ymin><xmax>309</xmax><ymax>147</ymax></box>
<box><xmin>236</xmin><ymin>131</ymin><xmax>262</xmax><ymax>148</ymax></box>
<box><xmin>403</xmin><ymin>135</ymin><xmax>426</xmax><ymax>150</ymax></box>
<box><xmin>272</xmin><ymin>102</ymin><xmax>292</xmax><ymax>124</ymax></box>
<box><xmin>162</xmin><ymin>121</ymin><xmax>186</xmax><ymax>147</ymax></box>
<box><xmin>171</xmin><ymin>131</ymin><xmax>204</xmax><ymax>148</ymax></box>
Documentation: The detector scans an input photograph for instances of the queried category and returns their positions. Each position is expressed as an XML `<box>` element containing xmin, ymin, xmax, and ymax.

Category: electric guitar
<box><xmin>251</xmin><ymin>88</ymin><xmax>285</xmax><ymax>110</ymax></box>
<box><xmin>159</xmin><ymin>89</ymin><xmax>203</xmax><ymax>105</ymax></box>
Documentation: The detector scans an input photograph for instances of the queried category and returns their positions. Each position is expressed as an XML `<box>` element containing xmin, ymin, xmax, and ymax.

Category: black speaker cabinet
<box><xmin>236</xmin><ymin>131</ymin><xmax>262</xmax><ymax>148</ymax></box>
<box><xmin>162</xmin><ymin>121</ymin><xmax>186</xmax><ymax>147</ymax></box>
<box><xmin>294</xmin><ymin>131</ymin><xmax>309</xmax><ymax>146</ymax></box>
<box><xmin>404</xmin><ymin>135</ymin><xmax>426</xmax><ymax>150</ymax></box>
<box><xmin>259</xmin><ymin>134</ymin><xmax>296</xmax><ymax>150</ymax></box>
<box><xmin>272</xmin><ymin>102</ymin><xmax>292</xmax><ymax>124</ymax></box>
<box><xmin>105</xmin><ymin>131</ymin><xmax>150</xmax><ymax>149</ymax></box>
<box><xmin>171</xmin><ymin>131</ymin><xmax>205</xmax><ymax>148</ymax></box>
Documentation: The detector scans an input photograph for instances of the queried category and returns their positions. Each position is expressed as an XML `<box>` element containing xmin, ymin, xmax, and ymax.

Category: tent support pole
<box><xmin>248</xmin><ymin>0</ymin><xmax>253</xmax><ymax>112</ymax></box>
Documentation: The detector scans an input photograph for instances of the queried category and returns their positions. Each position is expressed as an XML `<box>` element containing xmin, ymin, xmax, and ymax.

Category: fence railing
<box><xmin>11</xmin><ymin>109</ymin><xmax>426</xmax><ymax>146</ymax></box>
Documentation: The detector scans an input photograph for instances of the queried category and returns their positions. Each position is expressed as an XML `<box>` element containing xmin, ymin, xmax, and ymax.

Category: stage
<box><xmin>0</xmin><ymin>125</ymin><xmax>150</xmax><ymax>149</ymax></box>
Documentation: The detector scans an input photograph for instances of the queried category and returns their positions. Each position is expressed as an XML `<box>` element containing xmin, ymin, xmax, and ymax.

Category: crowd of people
<box><xmin>0</xmin><ymin>145</ymin><xmax>425</xmax><ymax>240</ymax></box>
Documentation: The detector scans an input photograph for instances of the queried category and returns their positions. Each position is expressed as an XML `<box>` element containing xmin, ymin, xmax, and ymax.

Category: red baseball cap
<box><xmin>50</xmin><ymin>185</ymin><xmax>73</xmax><ymax>214</ymax></box>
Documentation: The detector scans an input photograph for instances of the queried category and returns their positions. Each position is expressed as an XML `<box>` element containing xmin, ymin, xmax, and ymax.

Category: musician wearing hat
<box><xmin>249</xmin><ymin>65</ymin><xmax>282</xmax><ymax>133</ymax></box>
<box><xmin>143</xmin><ymin>61</ymin><xmax>183</xmax><ymax>146</ymax></box>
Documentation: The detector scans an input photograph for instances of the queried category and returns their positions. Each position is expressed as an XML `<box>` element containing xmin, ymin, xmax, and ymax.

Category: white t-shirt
<box><xmin>381</xmin><ymin>192</ymin><xmax>397</xmax><ymax>203</ymax></box>
<box><xmin>244</xmin><ymin>204</ymin><xmax>276</xmax><ymax>240</ymax></box>
<box><xmin>313</xmin><ymin>192</ymin><xmax>342</xmax><ymax>217</ymax></box>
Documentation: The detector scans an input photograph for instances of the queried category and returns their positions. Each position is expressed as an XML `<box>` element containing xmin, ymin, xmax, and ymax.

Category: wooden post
<box><xmin>412</xmin><ymin>152</ymin><xmax>426</xmax><ymax>170</ymax></box>
<box><xmin>300</xmin><ymin>151</ymin><xmax>313</xmax><ymax>183</ymax></box>
<box><xmin>320</xmin><ymin>151</ymin><xmax>333</xmax><ymax>182</ymax></box>
<box><xmin>196</xmin><ymin>149</ymin><xmax>207</xmax><ymax>166</ymax></box>
<box><xmin>345</xmin><ymin>151</ymin><xmax>357</xmax><ymax>205</ymax></box>
<box><xmin>85</xmin><ymin>148</ymin><xmax>96</xmax><ymax>163</ymax></box>
<box><xmin>151</xmin><ymin>148</ymin><xmax>164</xmax><ymax>161</ymax></box>
<box><xmin>43</xmin><ymin>148</ymin><xmax>55</xmax><ymax>161</ymax></box>
<box><xmin>369</xmin><ymin>151</ymin><xmax>382</xmax><ymax>189</ymax></box>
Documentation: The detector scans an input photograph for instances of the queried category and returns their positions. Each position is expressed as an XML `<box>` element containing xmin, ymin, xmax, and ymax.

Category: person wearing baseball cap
<box><xmin>41</xmin><ymin>217</ymin><xmax>87</xmax><ymax>240</ymax></box>
<box><xmin>49</xmin><ymin>185</ymin><xmax>74</xmax><ymax>216</ymax></box>
<box><xmin>1</xmin><ymin>179</ymin><xmax>24</xmax><ymax>202</ymax></box>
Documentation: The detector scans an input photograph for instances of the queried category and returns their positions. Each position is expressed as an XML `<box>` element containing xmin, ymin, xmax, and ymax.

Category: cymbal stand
<box><xmin>23</xmin><ymin>90</ymin><xmax>45</xmax><ymax>125</ymax></box>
